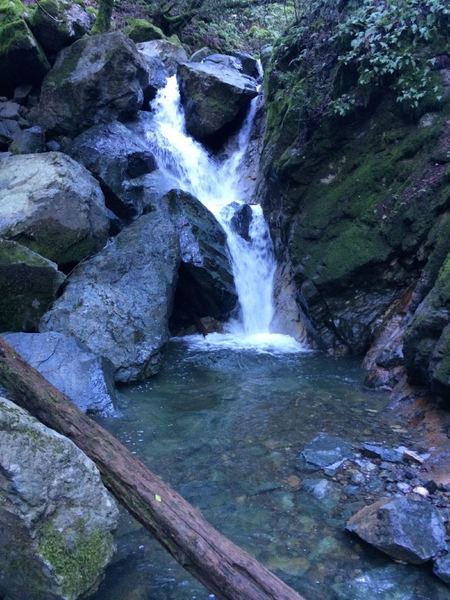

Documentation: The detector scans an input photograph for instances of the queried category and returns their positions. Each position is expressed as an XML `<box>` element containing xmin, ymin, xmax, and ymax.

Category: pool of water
<box><xmin>92</xmin><ymin>339</ymin><xmax>448</xmax><ymax>600</ymax></box>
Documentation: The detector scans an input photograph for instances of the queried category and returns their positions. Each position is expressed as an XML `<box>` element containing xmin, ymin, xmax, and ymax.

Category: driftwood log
<box><xmin>0</xmin><ymin>337</ymin><xmax>305</xmax><ymax>600</ymax></box>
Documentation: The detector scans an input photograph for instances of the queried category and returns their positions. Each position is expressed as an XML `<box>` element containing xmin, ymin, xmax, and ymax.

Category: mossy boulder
<box><xmin>36</xmin><ymin>31</ymin><xmax>149</xmax><ymax>136</ymax></box>
<box><xmin>0</xmin><ymin>152</ymin><xmax>109</xmax><ymax>267</ymax></box>
<box><xmin>28</xmin><ymin>0</ymin><xmax>93</xmax><ymax>57</ymax></box>
<box><xmin>0</xmin><ymin>396</ymin><xmax>118</xmax><ymax>600</ymax></box>
<box><xmin>0</xmin><ymin>239</ymin><xmax>65</xmax><ymax>331</ymax></box>
<box><xmin>0</xmin><ymin>0</ymin><xmax>50</xmax><ymax>95</ymax></box>
<box><xmin>404</xmin><ymin>253</ymin><xmax>450</xmax><ymax>399</ymax></box>
<box><xmin>177</xmin><ymin>59</ymin><xmax>258</xmax><ymax>141</ymax></box>
<box><xmin>126</xmin><ymin>18</ymin><xmax>164</xmax><ymax>43</ymax></box>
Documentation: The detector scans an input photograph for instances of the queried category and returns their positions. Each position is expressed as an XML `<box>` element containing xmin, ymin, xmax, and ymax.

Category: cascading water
<box><xmin>146</xmin><ymin>75</ymin><xmax>304</xmax><ymax>352</ymax></box>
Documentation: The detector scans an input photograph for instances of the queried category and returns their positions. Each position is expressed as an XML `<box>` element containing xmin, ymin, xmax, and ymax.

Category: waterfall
<box><xmin>146</xmin><ymin>76</ymin><xmax>304</xmax><ymax>353</ymax></box>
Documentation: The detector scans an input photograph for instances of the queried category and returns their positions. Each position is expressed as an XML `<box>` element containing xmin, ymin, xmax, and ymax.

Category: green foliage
<box><xmin>332</xmin><ymin>0</ymin><xmax>450</xmax><ymax>114</ymax></box>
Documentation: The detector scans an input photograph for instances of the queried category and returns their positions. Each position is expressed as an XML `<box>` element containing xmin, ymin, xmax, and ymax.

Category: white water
<box><xmin>146</xmin><ymin>76</ymin><xmax>306</xmax><ymax>353</ymax></box>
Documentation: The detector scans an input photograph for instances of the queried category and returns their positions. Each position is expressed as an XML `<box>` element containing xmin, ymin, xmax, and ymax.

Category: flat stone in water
<box><xmin>360</xmin><ymin>442</ymin><xmax>404</xmax><ymax>463</ymax></box>
<box><xmin>298</xmin><ymin>432</ymin><xmax>353</xmax><ymax>471</ymax></box>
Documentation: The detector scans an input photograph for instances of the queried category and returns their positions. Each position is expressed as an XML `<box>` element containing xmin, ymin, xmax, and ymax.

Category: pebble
<box><xmin>397</xmin><ymin>482</ymin><xmax>411</xmax><ymax>493</ymax></box>
<box><xmin>412</xmin><ymin>486</ymin><xmax>429</xmax><ymax>497</ymax></box>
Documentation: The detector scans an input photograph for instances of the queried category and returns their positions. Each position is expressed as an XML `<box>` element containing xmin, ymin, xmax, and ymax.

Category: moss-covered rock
<box><xmin>28</xmin><ymin>0</ymin><xmax>93</xmax><ymax>56</ymax></box>
<box><xmin>0</xmin><ymin>239</ymin><xmax>65</xmax><ymax>332</ymax></box>
<box><xmin>0</xmin><ymin>0</ymin><xmax>50</xmax><ymax>95</ymax></box>
<box><xmin>0</xmin><ymin>396</ymin><xmax>118</xmax><ymax>600</ymax></box>
<box><xmin>126</xmin><ymin>18</ymin><xmax>165</xmax><ymax>43</ymax></box>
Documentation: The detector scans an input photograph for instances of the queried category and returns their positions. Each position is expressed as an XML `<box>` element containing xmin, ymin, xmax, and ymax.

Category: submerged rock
<box><xmin>177</xmin><ymin>59</ymin><xmax>258</xmax><ymax>141</ymax></box>
<box><xmin>70</xmin><ymin>121</ymin><xmax>157</xmax><ymax>218</ymax></box>
<box><xmin>0</xmin><ymin>396</ymin><xmax>118</xmax><ymax>600</ymax></box>
<box><xmin>0</xmin><ymin>152</ymin><xmax>109</xmax><ymax>266</ymax></box>
<box><xmin>28</xmin><ymin>0</ymin><xmax>93</xmax><ymax>56</ymax></box>
<box><xmin>346</xmin><ymin>497</ymin><xmax>447</xmax><ymax>564</ymax></box>
<box><xmin>298</xmin><ymin>433</ymin><xmax>353</xmax><ymax>471</ymax></box>
<box><xmin>41</xmin><ymin>211</ymin><xmax>180</xmax><ymax>383</ymax></box>
<box><xmin>0</xmin><ymin>239</ymin><xmax>65</xmax><ymax>332</ymax></box>
<box><xmin>3</xmin><ymin>332</ymin><xmax>117</xmax><ymax>414</ymax></box>
<box><xmin>37</xmin><ymin>32</ymin><xmax>149</xmax><ymax>136</ymax></box>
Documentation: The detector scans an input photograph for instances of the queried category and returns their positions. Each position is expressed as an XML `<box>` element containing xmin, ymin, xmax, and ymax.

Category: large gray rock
<box><xmin>3</xmin><ymin>332</ymin><xmax>117</xmax><ymax>415</ymax></box>
<box><xmin>0</xmin><ymin>239</ymin><xmax>65</xmax><ymax>332</ymax></box>
<box><xmin>69</xmin><ymin>121</ymin><xmax>157</xmax><ymax>218</ymax></box>
<box><xmin>346</xmin><ymin>497</ymin><xmax>447</xmax><ymax>564</ymax></box>
<box><xmin>137</xmin><ymin>39</ymin><xmax>188</xmax><ymax>98</ymax></box>
<box><xmin>9</xmin><ymin>125</ymin><xmax>45</xmax><ymax>154</ymax></box>
<box><xmin>29</xmin><ymin>0</ymin><xmax>93</xmax><ymax>56</ymax></box>
<box><xmin>41</xmin><ymin>211</ymin><xmax>180</xmax><ymax>383</ymax></box>
<box><xmin>0</xmin><ymin>396</ymin><xmax>119</xmax><ymax>600</ymax></box>
<box><xmin>177</xmin><ymin>60</ymin><xmax>258</xmax><ymax>140</ymax></box>
<box><xmin>0</xmin><ymin>152</ymin><xmax>109</xmax><ymax>266</ymax></box>
<box><xmin>164</xmin><ymin>190</ymin><xmax>237</xmax><ymax>330</ymax></box>
<box><xmin>37</xmin><ymin>32</ymin><xmax>149</xmax><ymax>136</ymax></box>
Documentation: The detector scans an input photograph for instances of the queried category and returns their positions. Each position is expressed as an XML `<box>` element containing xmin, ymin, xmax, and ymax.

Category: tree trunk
<box><xmin>0</xmin><ymin>337</ymin><xmax>305</xmax><ymax>600</ymax></box>
<box><xmin>93</xmin><ymin>0</ymin><xmax>114</xmax><ymax>33</ymax></box>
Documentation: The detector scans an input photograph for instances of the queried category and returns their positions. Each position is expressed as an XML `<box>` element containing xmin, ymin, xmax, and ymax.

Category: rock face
<box><xmin>3</xmin><ymin>332</ymin><xmax>117</xmax><ymax>414</ymax></box>
<box><xmin>0</xmin><ymin>396</ymin><xmax>118</xmax><ymax>600</ymax></box>
<box><xmin>0</xmin><ymin>152</ymin><xmax>109</xmax><ymax>266</ymax></box>
<box><xmin>0</xmin><ymin>239</ymin><xmax>65</xmax><ymax>332</ymax></box>
<box><xmin>0</xmin><ymin>0</ymin><xmax>50</xmax><ymax>95</ymax></box>
<box><xmin>260</xmin><ymin>7</ymin><xmax>450</xmax><ymax>392</ymax></box>
<box><xmin>404</xmin><ymin>253</ymin><xmax>450</xmax><ymax>398</ymax></box>
<box><xmin>165</xmin><ymin>190</ymin><xmax>237</xmax><ymax>331</ymax></box>
<box><xmin>29</xmin><ymin>0</ymin><xmax>93</xmax><ymax>56</ymax></box>
<box><xmin>70</xmin><ymin>121</ymin><xmax>157</xmax><ymax>218</ymax></box>
<box><xmin>137</xmin><ymin>39</ymin><xmax>188</xmax><ymax>97</ymax></box>
<box><xmin>346</xmin><ymin>497</ymin><xmax>447</xmax><ymax>564</ymax></box>
<box><xmin>37</xmin><ymin>32</ymin><xmax>149</xmax><ymax>136</ymax></box>
<box><xmin>41</xmin><ymin>211</ymin><xmax>180</xmax><ymax>383</ymax></box>
<box><xmin>177</xmin><ymin>59</ymin><xmax>258</xmax><ymax>141</ymax></box>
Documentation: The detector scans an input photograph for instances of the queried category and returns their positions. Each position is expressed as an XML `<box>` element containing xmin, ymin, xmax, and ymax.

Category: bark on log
<box><xmin>0</xmin><ymin>337</ymin><xmax>305</xmax><ymax>600</ymax></box>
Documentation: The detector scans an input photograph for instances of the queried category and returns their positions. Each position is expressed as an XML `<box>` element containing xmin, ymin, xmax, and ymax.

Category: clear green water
<box><xmin>92</xmin><ymin>340</ymin><xmax>448</xmax><ymax>600</ymax></box>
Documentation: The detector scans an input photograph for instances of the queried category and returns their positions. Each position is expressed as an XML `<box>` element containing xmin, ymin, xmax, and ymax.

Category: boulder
<box><xmin>126</xmin><ymin>18</ymin><xmax>164</xmax><ymax>43</ymax></box>
<box><xmin>0</xmin><ymin>396</ymin><xmax>119</xmax><ymax>600</ymax></box>
<box><xmin>298</xmin><ymin>433</ymin><xmax>353</xmax><ymax>471</ymax></box>
<box><xmin>177</xmin><ymin>60</ymin><xmax>258</xmax><ymax>141</ymax></box>
<box><xmin>229</xmin><ymin>202</ymin><xmax>253</xmax><ymax>241</ymax></box>
<box><xmin>164</xmin><ymin>190</ymin><xmax>237</xmax><ymax>329</ymax></box>
<box><xmin>0</xmin><ymin>239</ymin><xmax>65</xmax><ymax>332</ymax></box>
<box><xmin>0</xmin><ymin>1</ymin><xmax>50</xmax><ymax>96</ymax></box>
<box><xmin>69</xmin><ymin>121</ymin><xmax>157</xmax><ymax>218</ymax></box>
<box><xmin>37</xmin><ymin>32</ymin><xmax>149</xmax><ymax>136</ymax></box>
<box><xmin>137</xmin><ymin>39</ymin><xmax>188</xmax><ymax>99</ymax></box>
<box><xmin>41</xmin><ymin>211</ymin><xmax>180</xmax><ymax>383</ymax></box>
<box><xmin>0</xmin><ymin>152</ymin><xmax>109</xmax><ymax>266</ymax></box>
<box><xmin>404</xmin><ymin>253</ymin><xmax>450</xmax><ymax>398</ymax></box>
<box><xmin>190</xmin><ymin>46</ymin><xmax>212</xmax><ymax>62</ymax></box>
<box><xmin>0</xmin><ymin>118</ymin><xmax>20</xmax><ymax>150</ymax></box>
<box><xmin>434</xmin><ymin>554</ymin><xmax>450</xmax><ymax>585</ymax></box>
<box><xmin>3</xmin><ymin>332</ymin><xmax>117</xmax><ymax>414</ymax></box>
<box><xmin>9</xmin><ymin>125</ymin><xmax>45</xmax><ymax>154</ymax></box>
<box><xmin>346</xmin><ymin>497</ymin><xmax>447</xmax><ymax>564</ymax></box>
<box><xmin>28</xmin><ymin>0</ymin><xmax>93</xmax><ymax>56</ymax></box>
<box><xmin>228</xmin><ymin>51</ymin><xmax>260</xmax><ymax>78</ymax></box>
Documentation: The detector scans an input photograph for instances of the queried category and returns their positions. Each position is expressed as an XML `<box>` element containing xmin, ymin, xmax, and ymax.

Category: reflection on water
<box><xmin>93</xmin><ymin>342</ymin><xmax>448</xmax><ymax>600</ymax></box>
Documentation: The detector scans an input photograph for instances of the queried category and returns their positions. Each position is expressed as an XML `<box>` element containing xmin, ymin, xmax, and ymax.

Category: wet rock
<box><xmin>0</xmin><ymin>5</ymin><xmax>50</xmax><ymax>96</ymax></box>
<box><xmin>433</xmin><ymin>554</ymin><xmax>450</xmax><ymax>585</ymax></box>
<box><xmin>229</xmin><ymin>202</ymin><xmax>253</xmax><ymax>241</ymax></box>
<box><xmin>0</xmin><ymin>152</ymin><xmax>109</xmax><ymax>266</ymax></box>
<box><xmin>3</xmin><ymin>332</ymin><xmax>117</xmax><ymax>415</ymax></box>
<box><xmin>0</xmin><ymin>396</ymin><xmax>119</xmax><ymax>600</ymax></box>
<box><xmin>0</xmin><ymin>100</ymin><xmax>21</xmax><ymax>120</ymax></box>
<box><xmin>298</xmin><ymin>433</ymin><xmax>353</xmax><ymax>471</ymax></box>
<box><xmin>9</xmin><ymin>125</ymin><xmax>45</xmax><ymax>154</ymax></box>
<box><xmin>0</xmin><ymin>118</ymin><xmax>20</xmax><ymax>150</ymax></box>
<box><xmin>37</xmin><ymin>32</ymin><xmax>148</xmax><ymax>136</ymax></box>
<box><xmin>29</xmin><ymin>0</ymin><xmax>93</xmax><ymax>56</ymax></box>
<box><xmin>228</xmin><ymin>51</ymin><xmax>260</xmax><ymax>78</ymax></box>
<box><xmin>190</xmin><ymin>46</ymin><xmax>212</xmax><ymax>62</ymax></box>
<box><xmin>0</xmin><ymin>239</ymin><xmax>65</xmax><ymax>332</ymax></box>
<box><xmin>165</xmin><ymin>190</ymin><xmax>237</xmax><ymax>329</ymax></box>
<box><xmin>346</xmin><ymin>497</ymin><xmax>447</xmax><ymax>564</ymax></box>
<box><xmin>41</xmin><ymin>211</ymin><xmax>180</xmax><ymax>383</ymax></box>
<box><xmin>360</xmin><ymin>442</ymin><xmax>404</xmax><ymax>463</ymax></box>
<box><xmin>177</xmin><ymin>59</ymin><xmax>258</xmax><ymax>141</ymax></box>
<box><xmin>70</xmin><ymin>121</ymin><xmax>157</xmax><ymax>218</ymax></box>
<box><xmin>302</xmin><ymin>478</ymin><xmax>341</xmax><ymax>511</ymax></box>
<box><xmin>137</xmin><ymin>39</ymin><xmax>188</xmax><ymax>97</ymax></box>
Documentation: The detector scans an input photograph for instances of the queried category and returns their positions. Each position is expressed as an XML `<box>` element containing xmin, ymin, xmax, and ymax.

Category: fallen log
<box><xmin>0</xmin><ymin>337</ymin><xmax>305</xmax><ymax>600</ymax></box>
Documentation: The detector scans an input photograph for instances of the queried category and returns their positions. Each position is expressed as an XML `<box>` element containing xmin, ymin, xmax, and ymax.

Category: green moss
<box><xmin>0</xmin><ymin>0</ymin><xmax>25</xmax><ymax>20</ymax></box>
<box><xmin>39</xmin><ymin>520</ymin><xmax>112</xmax><ymax>598</ymax></box>
<box><xmin>126</xmin><ymin>18</ymin><xmax>164</xmax><ymax>43</ymax></box>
